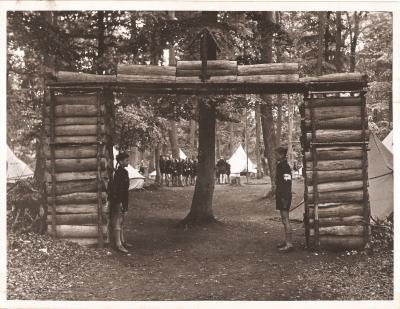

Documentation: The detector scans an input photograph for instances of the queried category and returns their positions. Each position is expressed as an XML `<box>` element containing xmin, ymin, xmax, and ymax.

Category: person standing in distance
<box><xmin>109</xmin><ymin>152</ymin><xmax>131</xmax><ymax>253</ymax></box>
<box><xmin>275</xmin><ymin>146</ymin><xmax>294</xmax><ymax>252</ymax></box>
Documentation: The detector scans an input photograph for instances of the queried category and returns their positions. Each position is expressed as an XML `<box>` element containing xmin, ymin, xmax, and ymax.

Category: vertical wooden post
<box><xmin>310</xmin><ymin>93</ymin><xmax>320</xmax><ymax>248</ymax></box>
<box><xmin>96</xmin><ymin>89</ymin><xmax>104</xmax><ymax>248</ymax></box>
<box><xmin>49</xmin><ymin>89</ymin><xmax>57</xmax><ymax>237</ymax></box>
<box><xmin>302</xmin><ymin>92</ymin><xmax>310</xmax><ymax>248</ymax></box>
<box><xmin>360</xmin><ymin>90</ymin><xmax>370</xmax><ymax>244</ymax></box>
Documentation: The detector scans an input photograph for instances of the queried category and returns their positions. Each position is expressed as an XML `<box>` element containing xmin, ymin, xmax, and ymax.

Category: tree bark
<box><xmin>255</xmin><ymin>103</ymin><xmax>262</xmax><ymax>178</ymax></box>
<box><xmin>182</xmin><ymin>11</ymin><xmax>218</xmax><ymax>225</ymax></box>
<box><xmin>96</xmin><ymin>11</ymin><xmax>106</xmax><ymax>74</ymax></box>
<box><xmin>155</xmin><ymin>144</ymin><xmax>161</xmax><ymax>184</ymax></box>
<box><xmin>335</xmin><ymin>11</ymin><xmax>342</xmax><ymax>72</ymax></box>
<box><xmin>287</xmin><ymin>94</ymin><xmax>294</xmax><ymax>166</ymax></box>
<box><xmin>317</xmin><ymin>12</ymin><xmax>326</xmax><ymax>76</ymax></box>
<box><xmin>260</xmin><ymin>11</ymin><xmax>277</xmax><ymax>196</ymax></box>
<box><xmin>276</xmin><ymin>95</ymin><xmax>282</xmax><ymax>147</ymax></box>
<box><xmin>350</xmin><ymin>12</ymin><xmax>360</xmax><ymax>72</ymax></box>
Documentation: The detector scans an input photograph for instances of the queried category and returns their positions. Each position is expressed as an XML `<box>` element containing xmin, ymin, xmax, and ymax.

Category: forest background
<box><xmin>7</xmin><ymin>11</ymin><xmax>392</xmax><ymax>180</ymax></box>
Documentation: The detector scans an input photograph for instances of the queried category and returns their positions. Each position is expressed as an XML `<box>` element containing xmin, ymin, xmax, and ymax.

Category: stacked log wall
<box><xmin>45</xmin><ymin>90</ymin><xmax>113</xmax><ymax>247</ymax></box>
<box><xmin>301</xmin><ymin>91</ymin><xmax>370</xmax><ymax>250</ymax></box>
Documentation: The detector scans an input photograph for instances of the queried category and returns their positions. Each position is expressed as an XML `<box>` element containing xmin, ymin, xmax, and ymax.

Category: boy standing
<box><xmin>275</xmin><ymin>146</ymin><xmax>294</xmax><ymax>252</ymax></box>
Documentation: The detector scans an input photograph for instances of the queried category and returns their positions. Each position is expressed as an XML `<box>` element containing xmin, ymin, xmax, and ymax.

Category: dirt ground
<box><xmin>7</xmin><ymin>178</ymin><xmax>393</xmax><ymax>301</ymax></box>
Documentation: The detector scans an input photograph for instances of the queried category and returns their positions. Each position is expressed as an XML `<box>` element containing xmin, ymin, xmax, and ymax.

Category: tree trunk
<box><xmin>350</xmin><ymin>12</ymin><xmax>360</xmax><ymax>72</ymax></box>
<box><xmin>167</xmin><ymin>15</ymin><xmax>180</xmax><ymax>160</ymax></box>
<box><xmin>317</xmin><ymin>12</ymin><xmax>326</xmax><ymax>76</ymax></box>
<box><xmin>255</xmin><ymin>103</ymin><xmax>262</xmax><ymax>179</ymax></box>
<box><xmin>324</xmin><ymin>12</ymin><xmax>331</xmax><ymax>63</ymax></box>
<box><xmin>96</xmin><ymin>11</ymin><xmax>106</xmax><ymax>74</ymax></box>
<box><xmin>335</xmin><ymin>11</ymin><xmax>342</xmax><ymax>72</ymax></box>
<box><xmin>276</xmin><ymin>95</ymin><xmax>282</xmax><ymax>147</ymax></box>
<box><xmin>155</xmin><ymin>144</ymin><xmax>161</xmax><ymax>184</ymax></box>
<box><xmin>229</xmin><ymin>122</ymin><xmax>234</xmax><ymax>155</ymax></box>
<box><xmin>182</xmin><ymin>11</ymin><xmax>218</xmax><ymax>225</ymax></box>
<box><xmin>260</xmin><ymin>11</ymin><xmax>277</xmax><ymax>196</ymax></box>
<box><xmin>216</xmin><ymin>134</ymin><xmax>220</xmax><ymax>159</ymax></box>
<box><xmin>287</xmin><ymin>94</ymin><xmax>294</xmax><ymax>166</ymax></box>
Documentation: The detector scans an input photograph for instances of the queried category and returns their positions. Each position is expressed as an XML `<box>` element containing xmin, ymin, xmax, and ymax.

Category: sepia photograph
<box><xmin>3</xmin><ymin>2</ymin><xmax>396</xmax><ymax>307</ymax></box>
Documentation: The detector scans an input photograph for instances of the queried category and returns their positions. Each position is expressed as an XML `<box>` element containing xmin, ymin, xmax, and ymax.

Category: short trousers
<box><xmin>276</xmin><ymin>194</ymin><xmax>292</xmax><ymax>211</ymax></box>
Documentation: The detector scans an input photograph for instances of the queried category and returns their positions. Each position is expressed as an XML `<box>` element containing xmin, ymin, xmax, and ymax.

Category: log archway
<box><xmin>45</xmin><ymin>61</ymin><xmax>369</xmax><ymax>250</ymax></box>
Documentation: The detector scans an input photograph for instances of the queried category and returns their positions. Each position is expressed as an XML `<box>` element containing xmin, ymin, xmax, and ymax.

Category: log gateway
<box><xmin>45</xmin><ymin>61</ymin><xmax>369</xmax><ymax>250</ymax></box>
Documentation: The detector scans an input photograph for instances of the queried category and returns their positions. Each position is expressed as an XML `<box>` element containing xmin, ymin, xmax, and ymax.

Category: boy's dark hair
<box><xmin>116</xmin><ymin>152</ymin><xmax>129</xmax><ymax>162</ymax></box>
<box><xmin>275</xmin><ymin>146</ymin><xmax>288</xmax><ymax>156</ymax></box>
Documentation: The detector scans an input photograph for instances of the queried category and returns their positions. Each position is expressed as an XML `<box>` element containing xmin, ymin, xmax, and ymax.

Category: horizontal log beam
<box><xmin>118</xmin><ymin>64</ymin><xmax>176</xmax><ymax>76</ymax></box>
<box><xmin>47</xmin><ymin>213</ymin><xmax>98</xmax><ymax>225</ymax></box>
<box><xmin>45</xmin><ymin>171</ymin><xmax>107</xmax><ymax>182</ymax></box>
<box><xmin>118</xmin><ymin>74</ymin><xmax>176</xmax><ymax>83</ymax></box>
<box><xmin>56</xmin><ymin>71</ymin><xmax>116</xmax><ymax>83</ymax></box>
<box><xmin>45</xmin><ymin>135</ymin><xmax>100</xmax><ymax>145</ymax></box>
<box><xmin>237</xmin><ymin>63</ymin><xmax>298</xmax><ymax>76</ymax></box>
<box><xmin>62</xmin><ymin>238</ymin><xmax>106</xmax><ymax>246</ymax></box>
<box><xmin>176</xmin><ymin>76</ymin><xmax>238</xmax><ymax>83</ymax></box>
<box><xmin>176</xmin><ymin>68</ymin><xmax>237</xmax><ymax>77</ymax></box>
<box><xmin>47</xmin><ymin>224</ymin><xmax>107</xmax><ymax>238</ymax></box>
<box><xmin>45</xmin><ymin>124</ymin><xmax>105</xmax><ymax>136</ymax></box>
<box><xmin>47</xmin><ymin>192</ymin><xmax>107</xmax><ymax>204</ymax></box>
<box><xmin>309</xmin><ymin>203</ymin><xmax>364</xmax><ymax>218</ymax></box>
<box><xmin>305</xmin><ymin>148</ymin><xmax>363</xmax><ymax>161</ymax></box>
<box><xmin>306</xmin><ymin>130</ymin><xmax>368</xmax><ymax>143</ymax></box>
<box><xmin>54</xmin><ymin>204</ymin><xmax>107</xmax><ymax>214</ymax></box>
<box><xmin>310</xmin><ymin>236</ymin><xmax>366</xmax><ymax>249</ymax></box>
<box><xmin>51</xmin><ymin>94</ymin><xmax>98</xmax><ymax>106</ymax></box>
<box><xmin>45</xmin><ymin>145</ymin><xmax>101</xmax><ymax>159</ymax></box>
<box><xmin>304</xmin><ymin>97</ymin><xmax>362</xmax><ymax>107</ymax></box>
<box><xmin>309</xmin><ymin>225</ymin><xmax>365</xmax><ymax>236</ymax></box>
<box><xmin>307</xmin><ymin>190</ymin><xmax>364</xmax><ymax>203</ymax></box>
<box><xmin>177</xmin><ymin>60</ymin><xmax>237</xmax><ymax>70</ymax></box>
<box><xmin>46</xmin><ymin>105</ymin><xmax>103</xmax><ymax>117</ymax></box>
<box><xmin>47</xmin><ymin>179</ymin><xmax>104</xmax><ymax>195</ymax></box>
<box><xmin>46</xmin><ymin>158</ymin><xmax>106</xmax><ymax>173</ymax></box>
<box><xmin>45</xmin><ymin>117</ymin><xmax>102</xmax><ymax>126</ymax></box>
<box><xmin>304</xmin><ymin>106</ymin><xmax>361</xmax><ymax>120</ymax></box>
<box><xmin>307</xmin><ymin>180</ymin><xmax>363</xmax><ymax>194</ymax></box>
<box><xmin>309</xmin><ymin>215</ymin><xmax>365</xmax><ymax>227</ymax></box>
<box><xmin>237</xmin><ymin>74</ymin><xmax>299</xmax><ymax>83</ymax></box>
<box><xmin>304</xmin><ymin>117</ymin><xmax>362</xmax><ymax>130</ymax></box>
<box><xmin>306</xmin><ymin>169</ymin><xmax>363</xmax><ymax>184</ymax></box>
<box><xmin>306</xmin><ymin>159</ymin><xmax>363</xmax><ymax>171</ymax></box>
<box><xmin>301</xmin><ymin>72</ymin><xmax>367</xmax><ymax>83</ymax></box>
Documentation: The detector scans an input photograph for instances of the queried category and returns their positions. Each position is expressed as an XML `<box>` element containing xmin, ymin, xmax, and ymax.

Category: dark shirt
<box><xmin>226</xmin><ymin>162</ymin><xmax>231</xmax><ymax>175</ymax></box>
<box><xmin>275</xmin><ymin>159</ymin><xmax>292</xmax><ymax>198</ymax></box>
<box><xmin>110</xmin><ymin>165</ymin><xmax>129</xmax><ymax>211</ymax></box>
<box><xmin>216</xmin><ymin>159</ymin><xmax>227</xmax><ymax>173</ymax></box>
<box><xmin>159</xmin><ymin>157</ymin><xmax>166</xmax><ymax>173</ymax></box>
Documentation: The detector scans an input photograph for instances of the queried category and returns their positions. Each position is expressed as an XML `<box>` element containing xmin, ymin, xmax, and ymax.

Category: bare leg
<box><xmin>280</xmin><ymin>209</ymin><xmax>293</xmax><ymax>248</ymax></box>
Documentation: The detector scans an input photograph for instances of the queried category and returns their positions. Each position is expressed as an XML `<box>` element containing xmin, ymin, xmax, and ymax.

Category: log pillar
<box><xmin>45</xmin><ymin>88</ymin><xmax>113</xmax><ymax>247</ymax></box>
<box><xmin>301</xmin><ymin>89</ymin><xmax>370</xmax><ymax>251</ymax></box>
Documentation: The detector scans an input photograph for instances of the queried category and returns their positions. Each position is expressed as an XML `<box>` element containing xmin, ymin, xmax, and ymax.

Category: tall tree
<box><xmin>335</xmin><ymin>11</ymin><xmax>342</xmax><ymax>72</ymax></box>
<box><xmin>259</xmin><ymin>11</ymin><xmax>278</xmax><ymax>196</ymax></box>
<box><xmin>182</xmin><ymin>11</ymin><xmax>218</xmax><ymax>225</ymax></box>
<box><xmin>317</xmin><ymin>12</ymin><xmax>326</xmax><ymax>75</ymax></box>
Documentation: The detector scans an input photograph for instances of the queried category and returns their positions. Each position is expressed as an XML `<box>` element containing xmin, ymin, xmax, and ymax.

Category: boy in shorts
<box><xmin>275</xmin><ymin>146</ymin><xmax>294</xmax><ymax>252</ymax></box>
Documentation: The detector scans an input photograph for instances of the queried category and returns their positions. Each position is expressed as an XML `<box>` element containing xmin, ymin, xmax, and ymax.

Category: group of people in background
<box><xmin>216</xmin><ymin>156</ymin><xmax>231</xmax><ymax>184</ymax></box>
<box><xmin>159</xmin><ymin>155</ymin><xmax>198</xmax><ymax>187</ymax></box>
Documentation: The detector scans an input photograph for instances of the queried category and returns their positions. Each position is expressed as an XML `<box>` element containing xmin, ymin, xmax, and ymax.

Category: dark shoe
<box><xmin>278</xmin><ymin>245</ymin><xmax>294</xmax><ymax>253</ymax></box>
<box><xmin>122</xmin><ymin>242</ymin><xmax>133</xmax><ymax>248</ymax></box>
<box><xmin>116</xmin><ymin>245</ymin><xmax>128</xmax><ymax>253</ymax></box>
<box><xmin>276</xmin><ymin>242</ymin><xmax>286</xmax><ymax>248</ymax></box>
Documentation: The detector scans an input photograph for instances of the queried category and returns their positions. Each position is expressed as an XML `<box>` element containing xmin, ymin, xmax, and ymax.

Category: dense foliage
<box><xmin>7</xmin><ymin>11</ymin><xmax>392</xmax><ymax>170</ymax></box>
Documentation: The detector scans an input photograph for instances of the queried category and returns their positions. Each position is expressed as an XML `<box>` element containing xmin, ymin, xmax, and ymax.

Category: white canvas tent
<box><xmin>7</xmin><ymin>145</ymin><xmax>34</xmax><ymax>183</ymax></box>
<box><xmin>382</xmin><ymin>130</ymin><xmax>393</xmax><ymax>153</ymax></box>
<box><xmin>227</xmin><ymin>145</ymin><xmax>257</xmax><ymax>175</ymax></box>
<box><xmin>149</xmin><ymin>148</ymin><xmax>187</xmax><ymax>178</ymax></box>
<box><xmin>113</xmin><ymin>147</ymin><xmax>145</xmax><ymax>190</ymax></box>
<box><xmin>368</xmin><ymin>132</ymin><xmax>393</xmax><ymax>221</ymax></box>
<box><xmin>290</xmin><ymin>132</ymin><xmax>393</xmax><ymax>222</ymax></box>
